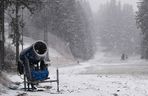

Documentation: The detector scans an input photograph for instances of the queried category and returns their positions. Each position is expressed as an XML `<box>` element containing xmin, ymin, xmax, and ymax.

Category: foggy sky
<box><xmin>88</xmin><ymin>0</ymin><xmax>139</xmax><ymax>13</ymax></box>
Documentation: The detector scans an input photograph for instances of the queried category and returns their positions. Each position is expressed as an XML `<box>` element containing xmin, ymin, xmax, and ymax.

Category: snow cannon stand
<box><xmin>18</xmin><ymin>41</ymin><xmax>59</xmax><ymax>92</ymax></box>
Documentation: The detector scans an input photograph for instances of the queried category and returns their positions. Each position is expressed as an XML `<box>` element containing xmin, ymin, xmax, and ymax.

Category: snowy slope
<box><xmin>2</xmin><ymin>62</ymin><xmax>148</xmax><ymax>96</ymax></box>
<box><xmin>2</xmin><ymin>35</ymin><xmax>148</xmax><ymax>96</ymax></box>
<box><xmin>2</xmin><ymin>47</ymin><xmax>148</xmax><ymax>96</ymax></box>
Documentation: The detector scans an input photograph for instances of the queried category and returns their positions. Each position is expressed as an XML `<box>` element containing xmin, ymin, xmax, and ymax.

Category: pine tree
<box><xmin>137</xmin><ymin>0</ymin><xmax>148</xmax><ymax>59</ymax></box>
<box><xmin>0</xmin><ymin>0</ymin><xmax>42</xmax><ymax>70</ymax></box>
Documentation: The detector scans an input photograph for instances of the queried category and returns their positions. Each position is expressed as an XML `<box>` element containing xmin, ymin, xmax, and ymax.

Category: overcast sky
<box><xmin>88</xmin><ymin>0</ymin><xmax>139</xmax><ymax>13</ymax></box>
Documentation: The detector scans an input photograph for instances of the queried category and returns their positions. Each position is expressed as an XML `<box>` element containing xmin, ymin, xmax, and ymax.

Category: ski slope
<box><xmin>1</xmin><ymin>46</ymin><xmax>148</xmax><ymax>96</ymax></box>
<box><xmin>2</xmin><ymin>37</ymin><xmax>148</xmax><ymax>96</ymax></box>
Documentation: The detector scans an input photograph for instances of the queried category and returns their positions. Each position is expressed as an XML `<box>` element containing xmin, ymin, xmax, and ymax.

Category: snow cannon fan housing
<box><xmin>20</xmin><ymin>41</ymin><xmax>48</xmax><ymax>63</ymax></box>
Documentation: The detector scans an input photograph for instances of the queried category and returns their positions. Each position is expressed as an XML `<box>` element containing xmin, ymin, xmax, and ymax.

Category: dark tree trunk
<box><xmin>15</xmin><ymin>0</ymin><xmax>20</xmax><ymax>66</ymax></box>
<box><xmin>0</xmin><ymin>0</ymin><xmax>5</xmax><ymax>70</ymax></box>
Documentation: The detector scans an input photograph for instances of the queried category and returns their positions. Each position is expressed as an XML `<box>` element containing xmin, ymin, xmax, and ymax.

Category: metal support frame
<box><xmin>57</xmin><ymin>68</ymin><xmax>59</xmax><ymax>92</ymax></box>
<box><xmin>23</xmin><ymin>67</ymin><xmax>60</xmax><ymax>92</ymax></box>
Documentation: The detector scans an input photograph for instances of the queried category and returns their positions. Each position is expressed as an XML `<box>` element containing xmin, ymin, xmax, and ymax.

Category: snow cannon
<box><xmin>18</xmin><ymin>40</ymin><xmax>49</xmax><ymax>81</ymax></box>
<box><xmin>17</xmin><ymin>40</ymin><xmax>59</xmax><ymax>92</ymax></box>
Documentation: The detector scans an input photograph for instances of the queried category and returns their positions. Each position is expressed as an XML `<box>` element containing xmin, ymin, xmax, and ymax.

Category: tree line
<box><xmin>94</xmin><ymin>0</ymin><xmax>141</xmax><ymax>55</ymax></box>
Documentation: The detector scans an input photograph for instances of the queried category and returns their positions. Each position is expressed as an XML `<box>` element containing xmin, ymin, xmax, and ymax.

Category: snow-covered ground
<box><xmin>1</xmin><ymin>52</ymin><xmax>148</xmax><ymax>96</ymax></box>
<box><xmin>2</xmin><ymin>36</ymin><xmax>148</xmax><ymax>96</ymax></box>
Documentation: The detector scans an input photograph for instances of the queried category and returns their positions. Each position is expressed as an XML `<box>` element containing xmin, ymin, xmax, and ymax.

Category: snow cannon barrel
<box><xmin>20</xmin><ymin>40</ymin><xmax>48</xmax><ymax>63</ymax></box>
